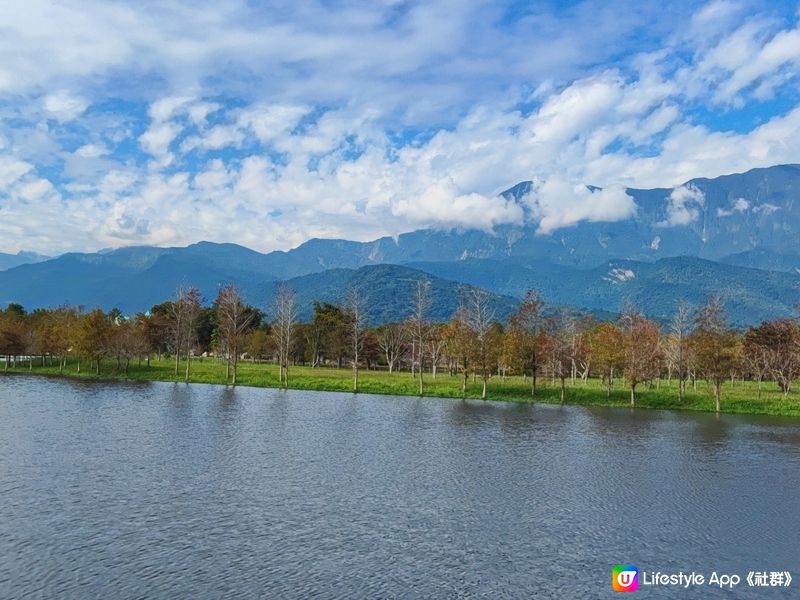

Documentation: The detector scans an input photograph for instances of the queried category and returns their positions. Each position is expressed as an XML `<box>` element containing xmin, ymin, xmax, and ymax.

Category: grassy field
<box><xmin>3</xmin><ymin>356</ymin><xmax>800</xmax><ymax>417</ymax></box>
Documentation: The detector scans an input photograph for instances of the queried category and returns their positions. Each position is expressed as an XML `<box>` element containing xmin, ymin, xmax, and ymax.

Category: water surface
<box><xmin>1</xmin><ymin>377</ymin><xmax>799</xmax><ymax>598</ymax></box>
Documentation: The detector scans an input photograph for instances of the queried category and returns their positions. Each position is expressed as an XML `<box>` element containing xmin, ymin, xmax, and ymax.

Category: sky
<box><xmin>1</xmin><ymin>0</ymin><xmax>799</xmax><ymax>255</ymax></box>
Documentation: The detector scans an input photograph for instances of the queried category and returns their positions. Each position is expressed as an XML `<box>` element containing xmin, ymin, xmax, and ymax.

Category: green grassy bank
<box><xmin>2</xmin><ymin>357</ymin><xmax>799</xmax><ymax>417</ymax></box>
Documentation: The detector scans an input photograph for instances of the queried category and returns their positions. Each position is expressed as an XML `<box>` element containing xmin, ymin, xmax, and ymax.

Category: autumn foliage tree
<box><xmin>590</xmin><ymin>322</ymin><xmax>625</xmax><ymax>396</ymax></box>
<box><xmin>621</xmin><ymin>307</ymin><xmax>662</xmax><ymax>407</ymax></box>
<box><xmin>692</xmin><ymin>297</ymin><xmax>741</xmax><ymax>412</ymax></box>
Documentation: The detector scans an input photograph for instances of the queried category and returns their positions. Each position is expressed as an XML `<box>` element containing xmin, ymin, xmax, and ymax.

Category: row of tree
<box><xmin>1</xmin><ymin>283</ymin><xmax>798</xmax><ymax>412</ymax></box>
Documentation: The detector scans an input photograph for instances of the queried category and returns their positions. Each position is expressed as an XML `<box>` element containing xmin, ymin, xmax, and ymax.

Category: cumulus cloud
<box><xmin>391</xmin><ymin>181</ymin><xmax>524</xmax><ymax>230</ymax></box>
<box><xmin>0</xmin><ymin>1</ymin><xmax>799</xmax><ymax>254</ymax></box>
<box><xmin>42</xmin><ymin>90</ymin><xmax>88</xmax><ymax>122</ymax></box>
<box><xmin>660</xmin><ymin>184</ymin><xmax>705</xmax><ymax>226</ymax></box>
<box><xmin>524</xmin><ymin>180</ymin><xmax>637</xmax><ymax>233</ymax></box>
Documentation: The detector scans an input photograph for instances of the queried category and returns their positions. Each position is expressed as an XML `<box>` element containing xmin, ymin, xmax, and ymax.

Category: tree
<box><xmin>442</xmin><ymin>310</ymin><xmax>473</xmax><ymax>394</ymax></box>
<box><xmin>514</xmin><ymin>290</ymin><xmax>545</xmax><ymax>396</ymax></box>
<box><xmin>743</xmin><ymin>324</ymin><xmax>771</xmax><ymax>399</ymax></box>
<box><xmin>216</xmin><ymin>285</ymin><xmax>256</xmax><ymax>385</ymax></box>
<box><xmin>245</xmin><ymin>327</ymin><xmax>271</xmax><ymax>362</ymax></box>
<box><xmin>0</xmin><ymin>304</ymin><xmax>25</xmax><ymax>370</ymax></box>
<box><xmin>309</xmin><ymin>302</ymin><xmax>349</xmax><ymax>367</ymax></box>
<box><xmin>543</xmin><ymin>314</ymin><xmax>572</xmax><ymax>403</ymax></box>
<box><xmin>692</xmin><ymin>296</ymin><xmax>740</xmax><ymax>412</ymax></box>
<box><xmin>377</xmin><ymin>323</ymin><xmax>405</xmax><ymax>373</ymax></box>
<box><xmin>427</xmin><ymin>324</ymin><xmax>446</xmax><ymax>379</ymax></box>
<box><xmin>270</xmin><ymin>283</ymin><xmax>298</xmax><ymax>388</ymax></box>
<box><xmin>666</xmin><ymin>301</ymin><xmax>693</xmax><ymax>401</ymax></box>
<box><xmin>407</xmin><ymin>279</ymin><xmax>431</xmax><ymax>395</ymax></box>
<box><xmin>75</xmin><ymin>308</ymin><xmax>112</xmax><ymax>374</ymax></box>
<box><xmin>621</xmin><ymin>306</ymin><xmax>662</xmax><ymax>407</ymax></box>
<box><xmin>345</xmin><ymin>287</ymin><xmax>367</xmax><ymax>392</ymax></box>
<box><xmin>745</xmin><ymin>320</ymin><xmax>800</xmax><ymax>396</ymax></box>
<box><xmin>178</xmin><ymin>288</ymin><xmax>202</xmax><ymax>381</ymax></box>
<box><xmin>590</xmin><ymin>322</ymin><xmax>625</xmax><ymax>397</ymax></box>
<box><xmin>463</xmin><ymin>288</ymin><xmax>496</xmax><ymax>400</ymax></box>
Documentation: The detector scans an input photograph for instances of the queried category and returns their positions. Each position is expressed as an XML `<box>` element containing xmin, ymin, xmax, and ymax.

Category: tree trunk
<box><xmin>560</xmin><ymin>377</ymin><xmax>565</xmax><ymax>404</ymax></box>
<box><xmin>630</xmin><ymin>384</ymin><xmax>636</xmax><ymax>407</ymax></box>
<box><xmin>714</xmin><ymin>382</ymin><xmax>721</xmax><ymax>413</ymax></box>
<box><xmin>481</xmin><ymin>378</ymin><xmax>487</xmax><ymax>400</ymax></box>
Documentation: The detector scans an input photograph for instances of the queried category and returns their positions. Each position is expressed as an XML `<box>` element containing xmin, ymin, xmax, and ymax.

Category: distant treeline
<box><xmin>1</xmin><ymin>283</ymin><xmax>798</xmax><ymax>412</ymax></box>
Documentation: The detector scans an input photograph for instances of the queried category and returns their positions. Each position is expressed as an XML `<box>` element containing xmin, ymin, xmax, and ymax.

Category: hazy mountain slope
<box><xmin>0</xmin><ymin>243</ymin><xmax>277</xmax><ymax>313</ymax></box>
<box><xmin>269</xmin><ymin>264</ymin><xmax>520</xmax><ymax>325</ymax></box>
<box><xmin>0</xmin><ymin>251</ymin><xmax>50</xmax><ymax>271</ymax></box>
<box><xmin>250</xmin><ymin>164</ymin><xmax>800</xmax><ymax>275</ymax></box>
<box><xmin>2</xmin><ymin>164</ymin><xmax>799</xmax><ymax>324</ymax></box>
<box><xmin>408</xmin><ymin>256</ymin><xmax>800</xmax><ymax>326</ymax></box>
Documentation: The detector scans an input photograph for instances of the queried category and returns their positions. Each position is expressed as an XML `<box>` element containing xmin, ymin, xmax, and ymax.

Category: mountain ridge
<box><xmin>1</xmin><ymin>164</ymin><xmax>799</xmax><ymax>324</ymax></box>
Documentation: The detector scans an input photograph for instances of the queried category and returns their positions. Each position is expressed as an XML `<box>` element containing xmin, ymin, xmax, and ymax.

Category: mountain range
<box><xmin>1</xmin><ymin>164</ymin><xmax>799</xmax><ymax>325</ymax></box>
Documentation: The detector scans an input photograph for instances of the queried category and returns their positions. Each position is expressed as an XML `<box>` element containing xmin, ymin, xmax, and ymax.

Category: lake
<box><xmin>1</xmin><ymin>376</ymin><xmax>798</xmax><ymax>598</ymax></box>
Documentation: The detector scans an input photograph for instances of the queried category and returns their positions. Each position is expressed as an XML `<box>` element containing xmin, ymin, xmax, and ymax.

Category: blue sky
<box><xmin>1</xmin><ymin>0</ymin><xmax>799</xmax><ymax>254</ymax></box>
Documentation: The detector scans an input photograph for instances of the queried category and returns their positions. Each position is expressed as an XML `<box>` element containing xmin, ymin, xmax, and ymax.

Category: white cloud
<box><xmin>716</xmin><ymin>197</ymin><xmax>749</xmax><ymax>217</ymax></box>
<box><xmin>1</xmin><ymin>1</ymin><xmax>800</xmax><ymax>255</ymax></box>
<box><xmin>660</xmin><ymin>184</ymin><xmax>705</xmax><ymax>226</ymax></box>
<box><xmin>526</xmin><ymin>179</ymin><xmax>637</xmax><ymax>233</ymax></box>
<box><xmin>181</xmin><ymin>125</ymin><xmax>244</xmax><ymax>153</ymax></box>
<box><xmin>391</xmin><ymin>181</ymin><xmax>524</xmax><ymax>230</ymax></box>
<box><xmin>74</xmin><ymin>143</ymin><xmax>108</xmax><ymax>158</ymax></box>
<box><xmin>139</xmin><ymin>121</ymin><xmax>182</xmax><ymax>167</ymax></box>
<box><xmin>42</xmin><ymin>90</ymin><xmax>88</xmax><ymax>122</ymax></box>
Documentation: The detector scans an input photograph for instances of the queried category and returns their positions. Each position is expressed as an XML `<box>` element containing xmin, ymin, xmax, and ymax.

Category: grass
<box><xmin>3</xmin><ymin>357</ymin><xmax>800</xmax><ymax>417</ymax></box>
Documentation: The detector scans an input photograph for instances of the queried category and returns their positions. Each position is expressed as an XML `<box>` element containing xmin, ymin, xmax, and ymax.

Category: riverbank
<box><xmin>2</xmin><ymin>358</ymin><xmax>799</xmax><ymax>416</ymax></box>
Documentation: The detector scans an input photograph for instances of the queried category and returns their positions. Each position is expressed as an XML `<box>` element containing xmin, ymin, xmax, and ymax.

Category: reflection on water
<box><xmin>0</xmin><ymin>376</ymin><xmax>799</xmax><ymax>599</ymax></box>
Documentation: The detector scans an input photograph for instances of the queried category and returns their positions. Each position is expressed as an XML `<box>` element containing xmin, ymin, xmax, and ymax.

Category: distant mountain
<box><xmin>247</xmin><ymin>164</ymin><xmax>800</xmax><ymax>276</ymax></box>
<box><xmin>2</xmin><ymin>164</ymin><xmax>799</xmax><ymax>325</ymax></box>
<box><xmin>0</xmin><ymin>243</ymin><xmax>276</xmax><ymax>312</ymax></box>
<box><xmin>0</xmin><ymin>251</ymin><xmax>50</xmax><ymax>271</ymax></box>
<box><xmin>272</xmin><ymin>264</ymin><xmax>520</xmax><ymax>325</ymax></box>
<box><xmin>0</xmin><ymin>246</ymin><xmax>519</xmax><ymax>323</ymax></box>
<box><xmin>407</xmin><ymin>256</ymin><xmax>800</xmax><ymax>326</ymax></box>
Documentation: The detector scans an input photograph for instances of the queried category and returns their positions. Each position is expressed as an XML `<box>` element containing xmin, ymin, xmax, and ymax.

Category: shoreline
<box><xmin>2</xmin><ymin>360</ymin><xmax>799</xmax><ymax>418</ymax></box>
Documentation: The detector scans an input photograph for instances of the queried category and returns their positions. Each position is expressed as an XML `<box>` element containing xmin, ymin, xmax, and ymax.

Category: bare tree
<box><xmin>745</xmin><ymin>319</ymin><xmax>799</xmax><ymax>396</ymax></box>
<box><xmin>463</xmin><ymin>287</ymin><xmax>496</xmax><ymax>400</ymax></box>
<box><xmin>181</xmin><ymin>288</ymin><xmax>202</xmax><ymax>382</ymax></box>
<box><xmin>544</xmin><ymin>314</ymin><xmax>572</xmax><ymax>403</ymax></box>
<box><xmin>407</xmin><ymin>279</ymin><xmax>432</xmax><ymax>395</ymax></box>
<box><xmin>166</xmin><ymin>287</ymin><xmax>201</xmax><ymax>378</ymax></box>
<box><xmin>427</xmin><ymin>324</ymin><xmax>445</xmax><ymax>379</ymax></box>
<box><xmin>666</xmin><ymin>301</ymin><xmax>693</xmax><ymax>401</ymax></box>
<box><xmin>216</xmin><ymin>285</ymin><xmax>255</xmax><ymax>385</ymax></box>
<box><xmin>270</xmin><ymin>283</ymin><xmax>298</xmax><ymax>388</ymax></box>
<box><xmin>345</xmin><ymin>286</ymin><xmax>367</xmax><ymax>392</ymax></box>
<box><xmin>377</xmin><ymin>323</ymin><xmax>405</xmax><ymax>373</ymax></box>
